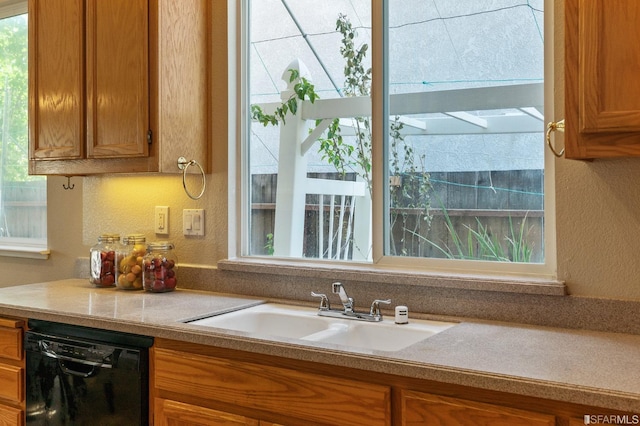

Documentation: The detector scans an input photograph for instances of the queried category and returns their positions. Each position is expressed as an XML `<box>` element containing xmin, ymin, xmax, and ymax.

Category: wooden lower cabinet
<box><xmin>399</xmin><ymin>390</ymin><xmax>556</xmax><ymax>426</ymax></box>
<box><xmin>154</xmin><ymin>398</ymin><xmax>261</xmax><ymax>426</ymax></box>
<box><xmin>152</xmin><ymin>338</ymin><xmax>636</xmax><ymax>426</ymax></box>
<box><xmin>0</xmin><ymin>317</ymin><xmax>25</xmax><ymax>426</ymax></box>
<box><xmin>152</xmin><ymin>340</ymin><xmax>391</xmax><ymax>426</ymax></box>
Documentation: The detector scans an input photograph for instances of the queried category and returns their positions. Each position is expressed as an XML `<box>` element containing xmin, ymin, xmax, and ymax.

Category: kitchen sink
<box><xmin>187</xmin><ymin>303</ymin><xmax>456</xmax><ymax>352</ymax></box>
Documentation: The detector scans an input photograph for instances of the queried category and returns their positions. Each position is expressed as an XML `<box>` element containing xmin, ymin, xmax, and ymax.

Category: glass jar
<box><xmin>116</xmin><ymin>234</ymin><xmax>146</xmax><ymax>290</ymax></box>
<box><xmin>89</xmin><ymin>234</ymin><xmax>121</xmax><ymax>287</ymax></box>
<box><xmin>143</xmin><ymin>241</ymin><xmax>178</xmax><ymax>292</ymax></box>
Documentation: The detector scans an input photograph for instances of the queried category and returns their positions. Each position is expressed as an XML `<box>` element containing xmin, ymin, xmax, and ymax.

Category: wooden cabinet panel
<box><xmin>565</xmin><ymin>0</ymin><xmax>640</xmax><ymax>158</ymax></box>
<box><xmin>400</xmin><ymin>390</ymin><xmax>556</xmax><ymax>426</ymax></box>
<box><xmin>154</xmin><ymin>398</ymin><xmax>259</xmax><ymax>426</ymax></box>
<box><xmin>0</xmin><ymin>328</ymin><xmax>22</xmax><ymax>362</ymax></box>
<box><xmin>0</xmin><ymin>404</ymin><xmax>22</xmax><ymax>426</ymax></box>
<box><xmin>28</xmin><ymin>0</ymin><xmax>214</xmax><ymax>175</ymax></box>
<box><xmin>28</xmin><ymin>0</ymin><xmax>84</xmax><ymax>161</ymax></box>
<box><xmin>154</xmin><ymin>348</ymin><xmax>391</xmax><ymax>426</ymax></box>
<box><xmin>86</xmin><ymin>0</ymin><xmax>149</xmax><ymax>159</ymax></box>
<box><xmin>0</xmin><ymin>365</ymin><xmax>22</xmax><ymax>404</ymax></box>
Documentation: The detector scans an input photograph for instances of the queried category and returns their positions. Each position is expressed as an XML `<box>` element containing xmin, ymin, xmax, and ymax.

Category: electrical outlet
<box><xmin>155</xmin><ymin>206</ymin><xmax>169</xmax><ymax>234</ymax></box>
<box><xmin>183</xmin><ymin>209</ymin><xmax>204</xmax><ymax>236</ymax></box>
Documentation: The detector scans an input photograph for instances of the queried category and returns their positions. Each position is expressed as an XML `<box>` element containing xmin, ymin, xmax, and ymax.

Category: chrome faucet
<box><xmin>311</xmin><ymin>282</ymin><xmax>391</xmax><ymax>322</ymax></box>
<box><xmin>332</xmin><ymin>282</ymin><xmax>354</xmax><ymax>313</ymax></box>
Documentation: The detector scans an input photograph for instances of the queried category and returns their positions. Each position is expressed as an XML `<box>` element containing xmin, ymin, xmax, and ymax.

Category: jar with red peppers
<box><xmin>116</xmin><ymin>234</ymin><xmax>147</xmax><ymax>290</ymax></box>
<box><xmin>142</xmin><ymin>241</ymin><xmax>177</xmax><ymax>292</ymax></box>
<box><xmin>89</xmin><ymin>234</ymin><xmax>121</xmax><ymax>287</ymax></box>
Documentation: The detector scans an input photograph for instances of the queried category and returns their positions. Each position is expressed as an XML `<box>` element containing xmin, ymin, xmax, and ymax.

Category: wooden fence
<box><xmin>251</xmin><ymin>170</ymin><xmax>544</xmax><ymax>262</ymax></box>
<box><xmin>0</xmin><ymin>181</ymin><xmax>47</xmax><ymax>239</ymax></box>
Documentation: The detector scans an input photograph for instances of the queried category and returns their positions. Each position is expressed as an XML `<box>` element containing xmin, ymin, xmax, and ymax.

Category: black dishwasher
<box><xmin>25</xmin><ymin>320</ymin><xmax>153</xmax><ymax>426</ymax></box>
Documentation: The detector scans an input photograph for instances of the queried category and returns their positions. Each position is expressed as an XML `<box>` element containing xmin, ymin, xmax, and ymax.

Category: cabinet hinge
<box><xmin>147</xmin><ymin>130</ymin><xmax>153</xmax><ymax>145</ymax></box>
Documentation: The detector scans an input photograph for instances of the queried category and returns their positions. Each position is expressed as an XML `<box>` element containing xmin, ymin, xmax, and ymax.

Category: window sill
<box><xmin>218</xmin><ymin>257</ymin><xmax>566</xmax><ymax>296</ymax></box>
<box><xmin>0</xmin><ymin>244</ymin><xmax>50</xmax><ymax>260</ymax></box>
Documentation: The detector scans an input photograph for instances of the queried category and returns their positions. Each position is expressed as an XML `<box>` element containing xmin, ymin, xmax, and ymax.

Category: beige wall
<box><xmin>0</xmin><ymin>176</ymin><xmax>85</xmax><ymax>287</ymax></box>
<box><xmin>5</xmin><ymin>0</ymin><xmax>640</xmax><ymax>301</ymax></box>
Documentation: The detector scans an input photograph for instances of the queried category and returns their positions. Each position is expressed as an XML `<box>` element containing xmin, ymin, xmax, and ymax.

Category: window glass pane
<box><xmin>248</xmin><ymin>0</ymin><xmax>372</xmax><ymax>260</ymax></box>
<box><xmin>0</xmin><ymin>12</ymin><xmax>47</xmax><ymax>245</ymax></box>
<box><xmin>386</xmin><ymin>1</ymin><xmax>544</xmax><ymax>263</ymax></box>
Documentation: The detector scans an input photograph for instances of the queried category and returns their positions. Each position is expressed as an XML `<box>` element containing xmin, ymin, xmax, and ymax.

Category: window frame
<box><xmin>0</xmin><ymin>0</ymin><xmax>49</xmax><ymax>259</ymax></box>
<box><xmin>230</xmin><ymin>0</ymin><xmax>558</xmax><ymax>291</ymax></box>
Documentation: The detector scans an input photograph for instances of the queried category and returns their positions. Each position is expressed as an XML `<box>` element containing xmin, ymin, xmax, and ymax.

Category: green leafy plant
<box><xmin>388</xmin><ymin>117</ymin><xmax>433</xmax><ymax>255</ymax></box>
<box><xmin>413</xmin><ymin>200</ymin><xmax>534</xmax><ymax>262</ymax></box>
<box><xmin>251</xmin><ymin>68</ymin><xmax>319</xmax><ymax>127</ymax></box>
<box><xmin>264</xmin><ymin>233</ymin><xmax>274</xmax><ymax>256</ymax></box>
<box><xmin>318</xmin><ymin>14</ymin><xmax>372</xmax><ymax>190</ymax></box>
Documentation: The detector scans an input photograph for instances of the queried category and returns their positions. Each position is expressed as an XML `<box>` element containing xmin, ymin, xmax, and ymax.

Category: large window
<box><xmin>243</xmin><ymin>0</ymin><xmax>552</xmax><ymax>277</ymax></box>
<box><xmin>0</xmin><ymin>1</ymin><xmax>47</xmax><ymax>256</ymax></box>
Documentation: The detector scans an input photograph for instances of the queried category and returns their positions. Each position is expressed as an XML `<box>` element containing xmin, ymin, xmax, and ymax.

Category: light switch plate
<box><xmin>155</xmin><ymin>206</ymin><xmax>169</xmax><ymax>234</ymax></box>
<box><xmin>183</xmin><ymin>209</ymin><xmax>204</xmax><ymax>236</ymax></box>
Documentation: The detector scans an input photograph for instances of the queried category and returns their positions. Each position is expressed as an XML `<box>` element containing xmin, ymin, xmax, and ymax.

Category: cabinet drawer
<box><xmin>154</xmin><ymin>398</ymin><xmax>259</xmax><ymax>426</ymax></box>
<box><xmin>400</xmin><ymin>390</ymin><xmax>555</xmax><ymax>426</ymax></box>
<box><xmin>0</xmin><ymin>365</ymin><xmax>23</xmax><ymax>404</ymax></box>
<box><xmin>154</xmin><ymin>348</ymin><xmax>391</xmax><ymax>426</ymax></box>
<box><xmin>0</xmin><ymin>404</ymin><xmax>22</xmax><ymax>426</ymax></box>
<box><xmin>0</xmin><ymin>328</ymin><xmax>22</xmax><ymax>361</ymax></box>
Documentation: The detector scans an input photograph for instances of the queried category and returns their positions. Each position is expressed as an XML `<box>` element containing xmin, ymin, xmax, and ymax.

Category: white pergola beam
<box><xmin>444</xmin><ymin>111</ymin><xmax>488</xmax><ymax>129</ymax></box>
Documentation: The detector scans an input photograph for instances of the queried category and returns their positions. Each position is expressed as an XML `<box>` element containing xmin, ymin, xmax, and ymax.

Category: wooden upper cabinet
<box><xmin>565</xmin><ymin>0</ymin><xmax>640</xmax><ymax>159</ymax></box>
<box><xmin>28</xmin><ymin>0</ymin><xmax>85</xmax><ymax>161</ymax></box>
<box><xmin>28</xmin><ymin>0</ymin><xmax>213</xmax><ymax>175</ymax></box>
<box><xmin>86</xmin><ymin>0</ymin><xmax>149</xmax><ymax>159</ymax></box>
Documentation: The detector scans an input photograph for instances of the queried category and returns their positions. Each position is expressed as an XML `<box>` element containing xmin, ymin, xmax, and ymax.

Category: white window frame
<box><xmin>0</xmin><ymin>0</ymin><xmax>49</xmax><ymax>259</ymax></box>
<box><xmin>230</xmin><ymin>0</ymin><xmax>557</xmax><ymax>290</ymax></box>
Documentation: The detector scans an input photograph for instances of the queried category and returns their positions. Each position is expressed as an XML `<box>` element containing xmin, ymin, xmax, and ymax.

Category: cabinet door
<box><xmin>86</xmin><ymin>0</ymin><xmax>149</xmax><ymax>159</ymax></box>
<box><xmin>0</xmin><ymin>404</ymin><xmax>22</xmax><ymax>426</ymax></box>
<box><xmin>154</xmin><ymin>347</ymin><xmax>391</xmax><ymax>426</ymax></box>
<box><xmin>400</xmin><ymin>390</ymin><xmax>556</xmax><ymax>426</ymax></box>
<box><xmin>0</xmin><ymin>364</ymin><xmax>22</xmax><ymax>404</ymax></box>
<box><xmin>28</xmin><ymin>0</ymin><xmax>85</xmax><ymax>161</ymax></box>
<box><xmin>154</xmin><ymin>398</ymin><xmax>259</xmax><ymax>426</ymax></box>
<box><xmin>0</xmin><ymin>327</ymin><xmax>22</xmax><ymax>362</ymax></box>
<box><xmin>565</xmin><ymin>0</ymin><xmax>640</xmax><ymax>159</ymax></box>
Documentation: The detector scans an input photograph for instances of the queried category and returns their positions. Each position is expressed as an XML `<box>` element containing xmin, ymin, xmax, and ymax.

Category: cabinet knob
<box><xmin>546</xmin><ymin>119</ymin><xmax>565</xmax><ymax>157</ymax></box>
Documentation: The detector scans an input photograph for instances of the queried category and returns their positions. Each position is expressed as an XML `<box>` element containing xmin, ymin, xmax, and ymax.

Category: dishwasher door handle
<box><xmin>38</xmin><ymin>340</ymin><xmax>113</xmax><ymax>369</ymax></box>
<box><xmin>58</xmin><ymin>360</ymin><xmax>100</xmax><ymax>378</ymax></box>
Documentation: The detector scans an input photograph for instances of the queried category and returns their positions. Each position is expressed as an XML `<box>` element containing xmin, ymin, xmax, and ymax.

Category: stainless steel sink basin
<box><xmin>188</xmin><ymin>303</ymin><xmax>456</xmax><ymax>352</ymax></box>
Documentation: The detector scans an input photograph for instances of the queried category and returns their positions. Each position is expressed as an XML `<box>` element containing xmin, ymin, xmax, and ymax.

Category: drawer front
<box><xmin>154</xmin><ymin>398</ymin><xmax>259</xmax><ymax>426</ymax></box>
<box><xmin>0</xmin><ymin>365</ymin><xmax>23</xmax><ymax>404</ymax></box>
<box><xmin>0</xmin><ymin>404</ymin><xmax>22</xmax><ymax>426</ymax></box>
<box><xmin>0</xmin><ymin>328</ymin><xmax>22</xmax><ymax>362</ymax></box>
<box><xmin>401</xmin><ymin>390</ymin><xmax>556</xmax><ymax>426</ymax></box>
<box><xmin>154</xmin><ymin>348</ymin><xmax>391</xmax><ymax>426</ymax></box>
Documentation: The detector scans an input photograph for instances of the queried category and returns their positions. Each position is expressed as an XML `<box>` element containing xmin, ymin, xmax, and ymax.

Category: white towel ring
<box><xmin>177</xmin><ymin>157</ymin><xmax>206</xmax><ymax>200</ymax></box>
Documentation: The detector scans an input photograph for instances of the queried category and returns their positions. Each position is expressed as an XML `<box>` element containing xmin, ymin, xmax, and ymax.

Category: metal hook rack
<box><xmin>177</xmin><ymin>157</ymin><xmax>206</xmax><ymax>200</ymax></box>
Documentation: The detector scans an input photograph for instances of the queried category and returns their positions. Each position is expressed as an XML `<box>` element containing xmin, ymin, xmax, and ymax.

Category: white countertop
<box><xmin>0</xmin><ymin>279</ymin><xmax>638</xmax><ymax>413</ymax></box>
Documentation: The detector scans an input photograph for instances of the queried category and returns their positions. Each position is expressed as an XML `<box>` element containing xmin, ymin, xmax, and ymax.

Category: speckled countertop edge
<box><xmin>0</xmin><ymin>279</ymin><xmax>638</xmax><ymax>413</ymax></box>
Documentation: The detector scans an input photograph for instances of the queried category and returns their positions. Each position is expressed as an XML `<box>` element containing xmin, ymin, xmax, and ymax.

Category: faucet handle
<box><xmin>369</xmin><ymin>299</ymin><xmax>391</xmax><ymax>316</ymax></box>
<box><xmin>311</xmin><ymin>292</ymin><xmax>330</xmax><ymax>310</ymax></box>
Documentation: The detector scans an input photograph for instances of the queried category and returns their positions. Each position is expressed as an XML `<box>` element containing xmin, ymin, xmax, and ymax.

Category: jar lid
<box><xmin>98</xmin><ymin>233</ymin><xmax>120</xmax><ymax>243</ymax></box>
<box><xmin>147</xmin><ymin>241</ymin><xmax>174</xmax><ymax>250</ymax></box>
<box><xmin>123</xmin><ymin>233</ymin><xmax>146</xmax><ymax>244</ymax></box>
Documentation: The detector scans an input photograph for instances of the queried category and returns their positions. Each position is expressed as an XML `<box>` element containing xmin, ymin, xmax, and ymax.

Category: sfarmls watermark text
<box><xmin>584</xmin><ymin>414</ymin><xmax>640</xmax><ymax>425</ymax></box>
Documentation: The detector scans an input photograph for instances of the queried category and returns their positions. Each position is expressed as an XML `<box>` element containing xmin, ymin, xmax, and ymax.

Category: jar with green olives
<box><xmin>143</xmin><ymin>241</ymin><xmax>177</xmax><ymax>292</ymax></box>
<box><xmin>116</xmin><ymin>234</ymin><xmax>146</xmax><ymax>290</ymax></box>
<box><xmin>89</xmin><ymin>234</ymin><xmax>121</xmax><ymax>287</ymax></box>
